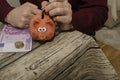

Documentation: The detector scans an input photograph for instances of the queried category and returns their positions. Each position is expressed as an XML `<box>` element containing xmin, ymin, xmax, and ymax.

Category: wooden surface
<box><xmin>0</xmin><ymin>30</ymin><xmax>119</xmax><ymax>80</ymax></box>
<box><xmin>97</xmin><ymin>41</ymin><xmax>120</xmax><ymax>76</ymax></box>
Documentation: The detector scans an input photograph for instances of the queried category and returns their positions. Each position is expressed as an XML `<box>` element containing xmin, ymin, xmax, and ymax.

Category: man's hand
<box><xmin>5</xmin><ymin>2</ymin><xmax>41</xmax><ymax>28</ymax></box>
<box><xmin>41</xmin><ymin>0</ymin><xmax>73</xmax><ymax>31</ymax></box>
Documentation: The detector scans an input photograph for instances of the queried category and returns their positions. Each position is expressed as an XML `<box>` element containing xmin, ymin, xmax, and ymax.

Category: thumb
<box><xmin>41</xmin><ymin>1</ymin><xmax>49</xmax><ymax>10</ymax></box>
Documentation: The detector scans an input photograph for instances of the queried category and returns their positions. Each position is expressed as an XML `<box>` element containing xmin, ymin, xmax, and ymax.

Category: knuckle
<box><xmin>56</xmin><ymin>8</ymin><xmax>61</xmax><ymax>13</ymax></box>
<box><xmin>52</xmin><ymin>2</ymin><xmax>58</xmax><ymax>7</ymax></box>
<box><xmin>23</xmin><ymin>12</ymin><xmax>28</xmax><ymax>16</ymax></box>
<box><xmin>25</xmin><ymin>2</ymin><xmax>30</xmax><ymax>4</ymax></box>
<box><xmin>24</xmin><ymin>2</ymin><xmax>30</xmax><ymax>6</ymax></box>
<box><xmin>67</xmin><ymin>3</ymin><xmax>71</xmax><ymax>8</ymax></box>
<box><xmin>65</xmin><ymin>7</ymin><xmax>72</xmax><ymax>13</ymax></box>
<box><xmin>49</xmin><ymin>11</ymin><xmax>52</xmax><ymax>16</ymax></box>
<box><xmin>26</xmin><ymin>7</ymin><xmax>31</xmax><ymax>11</ymax></box>
<box><xmin>52</xmin><ymin>2</ymin><xmax>56</xmax><ymax>6</ymax></box>
<box><xmin>21</xmin><ymin>17</ymin><xmax>26</xmax><ymax>22</ymax></box>
<box><xmin>42</xmin><ymin>1</ymin><xmax>48</xmax><ymax>5</ymax></box>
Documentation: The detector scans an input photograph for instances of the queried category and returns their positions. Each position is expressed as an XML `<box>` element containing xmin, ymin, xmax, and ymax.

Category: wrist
<box><xmin>59</xmin><ymin>23</ymin><xmax>74</xmax><ymax>31</ymax></box>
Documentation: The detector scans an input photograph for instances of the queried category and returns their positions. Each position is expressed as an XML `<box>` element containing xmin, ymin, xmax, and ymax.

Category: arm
<box><xmin>69</xmin><ymin>0</ymin><xmax>108</xmax><ymax>35</ymax></box>
<box><xmin>0</xmin><ymin>0</ymin><xmax>14</xmax><ymax>23</ymax></box>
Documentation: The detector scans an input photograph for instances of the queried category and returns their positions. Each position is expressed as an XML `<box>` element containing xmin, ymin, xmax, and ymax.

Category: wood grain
<box><xmin>97</xmin><ymin>41</ymin><xmax>120</xmax><ymax>77</ymax></box>
<box><xmin>54</xmin><ymin>48</ymin><xmax>119</xmax><ymax>80</ymax></box>
<box><xmin>0</xmin><ymin>31</ymin><xmax>119</xmax><ymax>80</ymax></box>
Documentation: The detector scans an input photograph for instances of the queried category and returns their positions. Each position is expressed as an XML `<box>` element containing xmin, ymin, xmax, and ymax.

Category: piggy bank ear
<box><xmin>33</xmin><ymin>19</ymin><xmax>40</xmax><ymax>28</ymax></box>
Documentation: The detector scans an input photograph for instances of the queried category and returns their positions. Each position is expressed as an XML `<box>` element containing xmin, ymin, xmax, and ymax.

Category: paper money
<box><xmin>0</xmin><ymin>24</ymin><xmax>32</xmax><ymax>52</ymax></box>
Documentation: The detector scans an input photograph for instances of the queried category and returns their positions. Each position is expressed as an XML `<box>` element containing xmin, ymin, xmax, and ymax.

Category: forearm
<box><xmin>0</xmin><ymin>0</ymin><xmax>14</xmax><ymax>23</ymax></box>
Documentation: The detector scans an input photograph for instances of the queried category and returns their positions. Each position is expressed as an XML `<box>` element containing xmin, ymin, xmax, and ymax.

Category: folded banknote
<box><xmin>0</xmin><ymin>24</ymin><xmax>32</xmax><ymax>52</ymax></box>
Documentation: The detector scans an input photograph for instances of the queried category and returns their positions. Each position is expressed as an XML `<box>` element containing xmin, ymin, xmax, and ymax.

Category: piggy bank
<box><xmin>30</xmin><ymin>13</ymin><xmax>55</xmax><ymax>41</ymax></box>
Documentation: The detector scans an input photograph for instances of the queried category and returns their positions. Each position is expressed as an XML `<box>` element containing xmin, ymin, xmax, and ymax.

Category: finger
<box><xmin>23</xmin><ymin>11</ymin><xmax>35</xmax><ymax>18</ymax></box>
<box><xmin>53</xmin><ymin>16</ymin><xmax>72</xmax><ymax>24</ymax></box>
<box><xmin>44</xmin><ymin>2</ymin><xmax>63</xmax><ymax>13</ymax></box>
<box><xmin>23</xmin><ymin>2</ymin><xmax>42</xmax><ymax>15</ymax></box>
<box><xmin>49</xmin><ymin>8</ymin><xmax>66</xmax><ymax>16</ymax></box>
<box><xmin>31</xmin><ymin>8</ymin><xmax>42</xmax><ymax>15</ymax></box>
<box><xmin>22</xmin><ymin>9</ymin><xmax>38</xmax><ymax>23</ymax></box>
<box><xmin>25</xmin><ymin>2</ymin><xmax>38</xmax><ymax>9</ymax></box>
<box><xmin>41</xmin><ymin>1</ymin><xmax>49</xmax><ymax>10</ymax></box>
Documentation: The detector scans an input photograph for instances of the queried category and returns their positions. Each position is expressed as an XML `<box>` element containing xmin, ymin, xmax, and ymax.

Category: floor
<box><xmin>97</xmin><ymin>41</ymin><xmax>120</xmax><ymax>76</ymax></box>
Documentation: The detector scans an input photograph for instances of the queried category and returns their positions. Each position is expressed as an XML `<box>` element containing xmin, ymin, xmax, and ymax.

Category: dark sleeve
<box><xmin>20</xmin><ymin>0</ymin><xmax>47</xmax><ymax>9</ymax></box>
<box><xmin>69</xmin><ymin>0</ymin><xmax>108</xmax><ymax>35</ymax></box>
<box><xmin>0</xmin><ymin>0</ymin><xmax>14</xmax><ymax>23</ymax></box>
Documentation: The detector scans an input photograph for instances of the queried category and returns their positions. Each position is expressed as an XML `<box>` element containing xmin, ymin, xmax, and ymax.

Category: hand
<box><xmin>41</xmin><ymin>0</ymin><xmax>73</xmax><ymax>31</ymax></box>
<box><xmin>5</xmin><ymin>2</ymin><xmax>41</xmax><ymax>28</ymax></box>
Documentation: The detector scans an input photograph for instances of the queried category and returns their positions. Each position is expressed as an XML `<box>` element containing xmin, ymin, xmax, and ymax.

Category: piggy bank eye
<box><xmin>38</xmin><ymin>27</ymin><xmax>43</xmax><ymax>32</ymax></box>
<box><xmin>42</xmin><ymin>27</ymin><xmax>47</xmax><ymax>32</ymax></box>
<box><xmin>38</xmin><ymin>27</ymin><xmax>47</xmax><ymax>32</ymax></box>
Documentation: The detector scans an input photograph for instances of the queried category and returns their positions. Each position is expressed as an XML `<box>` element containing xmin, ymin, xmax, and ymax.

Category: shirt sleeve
<box><xmin>0</xmin><ymin>0</ymin><xmax>14</xmax><ymax>23</ymax></box>
<box><xmin>69</xmin><ymin>0</ymin><xmax>108</xmax><ymax>35</ymax></box>
<box><xmin>19</xmin><ymin>0</ymin><xmax>47</xmax><ymax>9</ymax></box>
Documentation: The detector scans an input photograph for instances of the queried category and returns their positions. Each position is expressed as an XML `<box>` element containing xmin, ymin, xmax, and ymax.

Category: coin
<box><xmin>15</xmin><ymin>41</ymin><xmax>24</xmax><ymax>49</ymax></box>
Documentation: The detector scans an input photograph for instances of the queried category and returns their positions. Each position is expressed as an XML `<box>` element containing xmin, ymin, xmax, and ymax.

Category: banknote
<box><xmin>0</xmin><ymin>24</ymin><xmax>32</xmax><ymax>52</ymax></box>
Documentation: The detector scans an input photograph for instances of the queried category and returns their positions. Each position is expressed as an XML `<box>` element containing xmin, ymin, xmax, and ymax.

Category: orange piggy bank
<box><xmin>30</xmin><ymin>13</ymin><xmax>55</xmax><ymax>41</ymax></box>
